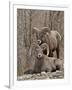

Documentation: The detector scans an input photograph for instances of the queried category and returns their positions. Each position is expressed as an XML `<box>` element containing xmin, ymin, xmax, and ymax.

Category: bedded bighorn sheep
<box><xmin>24</xmin><ymin>43</ymin><xmax>63</xmax><ymax>74</ymax></box>
<box><xmin>33</xmin><ymin>27</ymin><xmax>61</xmax><ymax>58</ymax></box>
<box><xmin>24</xmin><ymin>42</ymin><xmax>44</xmax><ymax>74</ymax></box>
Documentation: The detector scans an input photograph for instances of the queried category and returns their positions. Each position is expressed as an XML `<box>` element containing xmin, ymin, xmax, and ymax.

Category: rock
<box><xmin>59</xmin><ymin>76</ymin><xmax>63</xmax><ymax>78</ymax></box>
<box><xmin>17</xmin><ymin>76</ymin><xmax>23</xmax><ymax>80</ymax></box>
<box><xmin>41</xmin><ymin>71</ymin><xmax>46</xmax><ymax>75</ymax></box>
<box><xmin>37</xmin><ymin>73</ymin><xmax>40</xmax><ymax>76</ymax></box>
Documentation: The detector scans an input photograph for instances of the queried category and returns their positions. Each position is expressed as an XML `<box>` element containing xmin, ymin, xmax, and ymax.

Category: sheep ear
<box><xmin>41</xmin><ymin>27</ymin><xmax>50</xmax><ymax>33</ymax></box>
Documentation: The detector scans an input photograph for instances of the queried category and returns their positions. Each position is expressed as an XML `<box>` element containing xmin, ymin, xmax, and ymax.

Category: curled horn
<box><xmin>32</xmin><ymin>27</ymin><xmax>40</xmax><ymax>34</ymax></box>
<box><xmin>41</xmin><ymin>27</ymin><xmax>50</xmax><ymax>33</ymax></box>
<box><xmin>32</xmin><ymin>27</ymin><xmax>40</xmax><ymax>42</ymax></box>
<box><xmin>41</xmin><ymin>43</ymin><xmax>49</xmax><ymax>56</ymax></box>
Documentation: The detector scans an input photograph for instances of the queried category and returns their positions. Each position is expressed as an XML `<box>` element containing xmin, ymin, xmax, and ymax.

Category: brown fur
<box><xmin>41</xmin><ymin>57</ymin><xmax>63</xmax><ymax>72</ymax></box>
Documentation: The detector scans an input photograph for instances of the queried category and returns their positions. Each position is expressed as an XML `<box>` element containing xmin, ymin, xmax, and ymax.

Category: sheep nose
<box><xmin>38</xmin><ymin>53</ymin><xmax>42</xmax><ymax>58</ymax></box>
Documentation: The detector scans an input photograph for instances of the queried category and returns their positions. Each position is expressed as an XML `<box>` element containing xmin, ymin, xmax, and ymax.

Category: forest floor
<box><xmin>17</xmin><ymin>70</ymin><xmax>64</xmax><ymax>80</ymax></box>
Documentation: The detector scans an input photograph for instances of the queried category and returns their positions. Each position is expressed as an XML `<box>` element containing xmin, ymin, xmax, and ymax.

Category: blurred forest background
<box><xmin>17</xmin><ymin>9</ymin><xmax>64</xmax><ymax>76</ymax></box>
